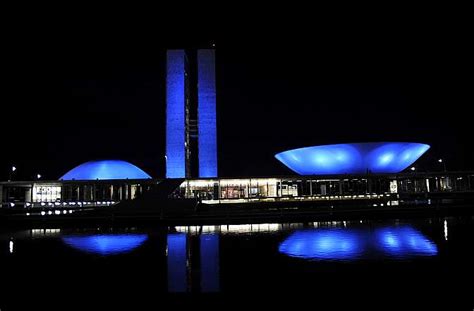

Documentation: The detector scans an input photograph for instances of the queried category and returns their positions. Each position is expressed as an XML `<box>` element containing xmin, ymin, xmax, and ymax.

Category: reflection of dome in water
<box><xmin>278</xmin><ymin>226</ymin><xmax>438</xmax><ymax>261</ymax></box>
<box><xmin>59</xmin><ymin>160</ymin><xmax>152</xmax><ymax>181</ymax></box>
<box><xmin>62</xmin><ymin>234</ymin><xmax>148</xmax><ymax>255</ymax></box>
<box><xmin>275</xmin><ymin>142</ymin><xmax>430</xmax><ymax>175</ymax></box>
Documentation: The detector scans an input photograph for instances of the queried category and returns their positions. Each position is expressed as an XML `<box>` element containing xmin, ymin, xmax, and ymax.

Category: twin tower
<box><xmin>166</xmin><ymin>49</ymin><xmax>218</xmax><ymax>179</ymax></box>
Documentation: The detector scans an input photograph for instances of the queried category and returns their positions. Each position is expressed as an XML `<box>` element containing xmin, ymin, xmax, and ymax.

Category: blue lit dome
<box><xmin>275</xmin><ymin>142</ymin><xmax>430</xmax><ymax>175</ymax></box>
<box><xmin>60</xmin><ymin>160</ymin><xmax>152</xmax><ymax>181</ymax></box>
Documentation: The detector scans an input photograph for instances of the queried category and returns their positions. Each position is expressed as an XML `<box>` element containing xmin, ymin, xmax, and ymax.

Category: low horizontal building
<box><xmin>1</xmin><ymin>171</ymin><xmax>473</xmax><ymax>208</ymax></box>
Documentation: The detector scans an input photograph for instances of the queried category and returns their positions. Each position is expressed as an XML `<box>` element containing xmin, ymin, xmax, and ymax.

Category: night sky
<box><xmin>3</xmin><ymin>19</ymin><xmax>472</xmax><ymax>180</ymax></box>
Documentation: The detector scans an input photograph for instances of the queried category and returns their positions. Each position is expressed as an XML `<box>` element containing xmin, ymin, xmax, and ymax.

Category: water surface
<box><xmin>1</xmin><ymin>217</ymin><xmax>473</xmax><ymax>309</ymax></box>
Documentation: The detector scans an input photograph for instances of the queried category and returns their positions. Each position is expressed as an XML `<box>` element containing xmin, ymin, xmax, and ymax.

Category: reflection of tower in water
<box><xmin>166</xmin><ymin>231</ymin><xmax>220</xmax><ymax>293</ymax></box>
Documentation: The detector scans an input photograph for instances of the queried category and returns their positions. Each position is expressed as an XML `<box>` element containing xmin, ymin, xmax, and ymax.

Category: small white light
<box><xmin>410</xmin><ymin>167</ymin><xmax>416</xmax><ymax>171</ymax></box>
<box><xmin>26</xmin><ymin>212</ymin><xmax>30</xmax><ymax>216</ymax></box>
<box><xmin>37</xmin><ymin>174</ymin><xmax>41</xmax><ymax>179</ymax></box>
<box><xmin>55</xmin><ymin>202</ymin><xmax>60</xmax><ymax>206</ymax></box>
<box><xmin>48</xmin><ymin>211</ymin><xmax>52</xmax><ymax>215</ymax></box>
<box><xmin>26</xmin><ymin>202</ymin><xmax>31</xmax><ymax>207</ymax></box>
<box><xmin>12</xmin><ymin>166</ymin><xmax>17</xmax><ymax>172</ymax></box>
<box><xmin>9</xmin><ymin>240</ymin><xmax>14</xmax><ymax>253</ymax></box>
<box><xmin>41</xmin><ymin>202</ymin><xmax>46</xmax><ymax>206</ymax></box>
<box><xmin>69</xmin><ymin>202</ymin><xmax>76</xmax><ymax>206</ymax></box>
<box><xmin>10</xmin><ymin>202</ymin><xmax>15</xmax><ymax>207</ymax></box>
<box><xmin>68</xmin><ymin>210</ymin><xmax>73</xmax><ymax>214</ymax></box>
<box><xmin>41</xmin><ymin>211</ymin><xmax>46</xmax><ymax>216</ymax></box>
<box><xmin>444</xmin><ymin>220</ymin><xmax>448</xmax><ymax>241</ymax></box>
<box><xmin>54</xmin><ymin>210</ymin><xmax>60</xmax><ymax>215</ymax></box>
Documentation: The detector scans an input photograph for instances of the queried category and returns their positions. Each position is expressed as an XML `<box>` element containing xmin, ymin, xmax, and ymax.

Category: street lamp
<box><xmin>37</xmin><ymin>174</ymin><xmax>42</xmax><ymax>180</ymax></box>
<box><xmin>410</xmin><ymin>166</ymin><xmax>416</xmax><ymax>172</ymax></box>
<box><xmin>438</xmin><ymin>159</ymin><xmax>447</xmax><ymax>172</ymax></box>
<box><xmin>9</xmin><ymin>166</ymin><xmax>17</xmax><ymax>181</ymax></box>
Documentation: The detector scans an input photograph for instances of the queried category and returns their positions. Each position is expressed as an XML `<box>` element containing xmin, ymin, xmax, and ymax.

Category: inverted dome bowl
<box><xmin>60</xmin><ymin>160</ymin><xmax>152</xmax><ymax>180</ymax></box>
<box><xmin>275</xmin><ymin>142</ymin><xmax>430</xmax><ymax>175</ymax></box>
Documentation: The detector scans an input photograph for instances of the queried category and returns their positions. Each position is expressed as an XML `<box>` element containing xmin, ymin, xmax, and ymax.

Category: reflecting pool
<box><xmin>1</xmin><ymin>216</ymin><xmax>473</xmax><ymax>309</ymax></box>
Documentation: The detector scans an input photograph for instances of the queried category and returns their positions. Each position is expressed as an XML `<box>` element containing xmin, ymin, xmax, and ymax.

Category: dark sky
<box><xmin>2</xmin><ymin>17</ymin><xmax>472</xmax><ymax>180</ymax></box>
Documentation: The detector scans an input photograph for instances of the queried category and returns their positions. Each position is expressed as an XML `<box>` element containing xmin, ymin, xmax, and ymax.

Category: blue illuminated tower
<box><xmin>166</xmin><ymin>50</ymin><xmax>190</xmax><ymax>178</ymax></box>
<box><xmin>166</xmin><ymin>48</ymin><xmax>218</xmax><ymax>179</ymax></box>
<box><xmin>197</xmin><ymin>49</ymin><xmax>218</xmax><ymax>178</ymax></box>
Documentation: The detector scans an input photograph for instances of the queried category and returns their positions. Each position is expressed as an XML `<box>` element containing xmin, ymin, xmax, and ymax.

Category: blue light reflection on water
<box><xmin>200</xmin><ymin>234</ymin><xmax>220</xmax><ymax>292</ymax></box>
<box><xmin>62</xmin><ymin>234</ymin><xmax>148</xmax><ymax>255</ymax></box>
<box><xmin>167</xmin><ymin>234</ymin><xmax>187</xmax><ymax>293</ymax></box>
<box><xmin>279</xmin><ymin>226</ymin><xmax>438</xmax><ymax>261</ymax></box>
<box><xmin>376</xmin><ymin>227</ymin><xmax>438</xmax><ymax>258</ymax></box>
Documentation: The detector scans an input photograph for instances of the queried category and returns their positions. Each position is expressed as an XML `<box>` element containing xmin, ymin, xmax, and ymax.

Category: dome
<box><xmin>275</xmin><ymin>142</ymin><xmax>430</xmax><ymax>175</ymax></box>
<box><xmin>59</xmin><ymin>160</ymin><xmax>152</xmax><ymax>181</ymax></box>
